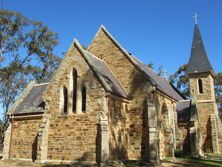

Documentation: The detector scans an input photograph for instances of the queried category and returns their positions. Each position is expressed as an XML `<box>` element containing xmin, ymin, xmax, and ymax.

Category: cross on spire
<box><xmin>193</xmin><ymin>12</ymin><xmax>199</xmax><ymax>24</ymax></box>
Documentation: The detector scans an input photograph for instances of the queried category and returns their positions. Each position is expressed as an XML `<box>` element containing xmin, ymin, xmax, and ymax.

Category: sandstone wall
<box><xmin>108</xmin><ymin>97</ymin><xmax>128</xmax><ymax>160</ymax></box>
<box><xmin>189</xmin><ymin>73</ymin><xmax>218</xmax><ymax>152</ymax></box>
<box><xmin>177</xmin><ymin>123</ymin><xmax>190</xmax><ymax>152</ymax></box>
<box><xmin>154</xmin><ymin>93</ymin><xmax>176</xmax><ymax>158</ymax></box>
<box><xmin>197</xmin><ymin>102</ymin><xmax>214</xmax><ymax>151</ymax></box>
<box><xmin>88</xmin><ymin>28</ymin><xmax>154</xmax><ymax>160</ymax></box>
<box><xmin>189</xmin><ymin>73</ymin><xmax>216</xmax><ymax>102</ymax></box>
<box><xmin>88</xmin><ymin>28</ymin><xmax>177</xmax><ymax>160</ymax></box>
<box><xmin>10</xmin><ymin>117</ymin><xmax>42</xmax><ymax>160</ymax></box>
<box><xmin>44</xmin><ymin>43</ymin><xmax>107</xmax><ymax>163</ymax></box>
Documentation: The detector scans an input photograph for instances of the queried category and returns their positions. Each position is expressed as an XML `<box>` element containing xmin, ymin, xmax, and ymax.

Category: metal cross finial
<box><xmin>193</xmin><ymin>12</ymin><xmax>199</xmax><ymax>24</ymax></box>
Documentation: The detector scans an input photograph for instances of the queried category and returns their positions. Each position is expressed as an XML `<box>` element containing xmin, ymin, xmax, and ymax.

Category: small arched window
<box><xmin>198</xmin><ymin>79</ymin><xmax>203</xmax><ymax>94</ymax></box>
<box><xmin>63</xmin><ymin>87</ymin><xmax>68</xmax><ymax>113</ymax></box>
<box><xmin>82</xmin><ymin>85</ymin><xmax>86</xmax><ymax>113</ymax></box>
<box><xmin>73</xmin><ymin>69</ymin><xmax>77</xmax><ymax>113</ymax></box>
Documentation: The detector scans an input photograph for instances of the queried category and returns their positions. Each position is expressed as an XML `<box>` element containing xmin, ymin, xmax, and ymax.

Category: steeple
<box><xmin>186</xmin><ymin>24</ymin><xmax>214</xmax><ymax>76</ymax></box>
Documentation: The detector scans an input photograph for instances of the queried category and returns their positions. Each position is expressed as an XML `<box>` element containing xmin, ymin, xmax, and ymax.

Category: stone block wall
<box><xmin>189</xmin><ymin>73</ymin><xmax>218</xmax><ymax>152</ymax></box>
<box><xmin>211</xmin><ymin>114</ymin><xmax>222</xmax><ymax>153</ymax></box>
<box><xmin>154</xmin><ymin>93</ymin><xmax>176</xmax><ymax>159</ymax></box>
<box><xmin>197</xmin><ymin>102</ymin><xmax>214</xmax><ymax>152</ymax></box>
<box><xmin>189</xmin><ymin>73</ymin><xmax>216</xmax><ymax>102</ymax></box>
<box><xmin>177</xmin><ymin>123</ymin><xmax>190</xmax><ymax>152</ymax></box>
<box><xmin>47</xmin><ymin>114</ymin><xmax>98</xmax><ymax>162</ymax></box>
<box><xmin>43</xmin><ymin>43</ymin><xmax>107</xmax><ymax>163</ymax></box>
<box><xmin>108</xmin><ymin>97</ymin><xmax>128</xmax><ymax>160</ymax></box>
<box><xmin>9</xmin><ymin>117</ymin><xmax>42</xmax><ymax>160</ymax></box>
<box><xmin>88</xmin><ymin>28</ymin><xmax>140</xmax><ymax>94</ymax></box>
<box><xmin>88</xmin><ymin>27</ymin><xmax>156</xmax><ymax>160</ymax></box>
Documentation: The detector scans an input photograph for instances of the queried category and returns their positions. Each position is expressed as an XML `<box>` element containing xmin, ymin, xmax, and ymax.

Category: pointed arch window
<box><xmin>73</xmin><ymin>69</ymin><xmax>77</xmax><ymax>113</ymax></box>
<box><xmin>63</xmin><ymin>87</ymin><xmax>68</xmax><ymax>113</ymax></box>
<box><xmin>82</xmin><ymin>85</ymin><xmax>86</xmax><ymax>113</ymax></box>
<box><xmin>198</xmin><ymin>78</ymin><xmax>203</xmax><ymax>94</ymax></box>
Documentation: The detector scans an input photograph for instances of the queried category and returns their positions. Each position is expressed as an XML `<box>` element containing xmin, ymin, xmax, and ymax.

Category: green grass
<box><xmin>186</xmin><ymin>158</ymin><xmax>222</xmax><ymax>167</ymax></box>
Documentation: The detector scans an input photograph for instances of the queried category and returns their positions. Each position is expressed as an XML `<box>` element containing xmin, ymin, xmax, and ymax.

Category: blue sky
<box><xmin>1</xmin><ymin>0</ymin><xmax>222</xmax><ymax>117</ymax></box>
<box><xmin>3</xmin><ymin>0</ymin><xmax>222</xmax><ymax>75</ymax></box>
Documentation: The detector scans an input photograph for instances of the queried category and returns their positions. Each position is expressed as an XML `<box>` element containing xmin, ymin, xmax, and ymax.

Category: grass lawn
<box><xmin>0</xmin><ymin>158</ymin><xmax>221</xmax><ymax>167</ymax></box>
<box><xmin>159</xmin><ymin>157</ymin><xmax>222</xmax><ymax>167</ymax></box>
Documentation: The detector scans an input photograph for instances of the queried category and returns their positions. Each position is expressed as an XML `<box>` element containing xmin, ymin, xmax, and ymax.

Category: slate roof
<box><xmin>130</xmin><ymin>55</ymin><xmax>183</xmax><ymax>101</ymax></box>
<box><xmin>99</xmin><ymin>26</ymin><xmax>183</xmax><ymax>101</ymax></box>
<box><xmin>75</xmin><ymin>40</ymin><xmax>128</xmax><ymax>98</ymax></box>
<box><xmin>186</xmin><ymin>24</ymin><xmax>214</xmax><ymax>75</ymax></box>
<box><xmin>13</xmin><ymin>83</ymin><xmax>48</xmax><ymax>114</ymax></box>
<box><xmin>176</xmin><ymin>100</ymin><xmax>191</xmax><ymax>122</ymax></box>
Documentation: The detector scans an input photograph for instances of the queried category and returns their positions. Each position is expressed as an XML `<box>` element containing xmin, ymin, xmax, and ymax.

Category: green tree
<box><xmin>169</xmin><ymin>64</ymin><xmax>189</xmax><ymax>97</ymax></box>
<box><xmin>0</xmin><ymin>10</ymin><xmax>61</xmax><ymax>122</ymax></box>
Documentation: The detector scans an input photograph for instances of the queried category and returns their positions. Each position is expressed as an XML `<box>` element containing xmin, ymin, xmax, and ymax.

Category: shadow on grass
<box><xmin>161</xmin><ymin>158</ymin><xmax>222</xmax><ymax>167</ymax></box>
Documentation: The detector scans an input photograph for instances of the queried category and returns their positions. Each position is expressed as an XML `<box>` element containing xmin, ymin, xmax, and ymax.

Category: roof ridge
<box><xmin>74</xmin><ymin>39</ymin><xmax>128</xmax><ymax>98</ymax></box>
<box><xmin>84</xmin><ymin>50</ymin><xmax>104</xmax><ymax>62</ymax></box>
<box><xmin>84</xmin><ymin>50</ymin><xmax>129</xmax><ymax>96</ymax></box>
<box><xmin>129</xmin><ymin>53</ymin><xmax>168</xmax><ymax>82</ymax></box>
<box><xmin>179</xmin><ymin>100</ymin><xmax>191</xmax><ymax>102</ymax></box>
<box><xmin>35</xmin><ymin>82</ymin><xmax>49</xmax><ymax>86</ymax></box>
<box><xmin>95</xmin><ymin>26</ymin><xmax>157</xmax><ymax>85</ymax></box>
<box><xmin>7</xmin><ymin>81</ymin><xmax>36</xmax><ymax>115</ymax></box>
<box><xmin>98</xmin><ymin>27</ymin><xmax>182</xmax><ymax>100</ymax></box>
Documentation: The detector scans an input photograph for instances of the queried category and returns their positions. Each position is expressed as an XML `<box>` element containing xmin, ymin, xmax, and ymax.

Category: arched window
<box><xmin>82</xmin><ymin>85</ymin><xmax>86</xmax><ymax>112</ymax></box>
<box><xmin>63</xmin><ymin>87</ymin><xmax>68</xmax><ymax>113</ymax></box>
<box><xmin>198</xmin><ymin>79</ymin><xmax>203</xmax><ymax>94</ymax></box>
<box><xmin>73</xmin><ymin>69</ymin><xmax>77</xmax><ymax>113</ymax></box>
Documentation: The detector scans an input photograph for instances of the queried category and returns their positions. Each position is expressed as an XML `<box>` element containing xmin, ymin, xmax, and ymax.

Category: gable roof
<box><xmin>186</xmin><ymin>24</ymin><xmax>214</xmax><ymax>76</ymax></box>
<box><xmin>10</xmin><ymin>83</ymin><xmax>48</xmax><ymax>115</ymax></box>
<box><xmin>74</xmin><ymin>40</ymin><xmax>128</xmax><ymax>99</ymax></box>
<box><xmin>93</xmin><ymin>26</ymin><xmax>183</xmax><ymax>101</ymax></box>
<box><xmin>176</xmin><ymin>100</ymin><xmax>191</xmax><ymax>122</ymax></box>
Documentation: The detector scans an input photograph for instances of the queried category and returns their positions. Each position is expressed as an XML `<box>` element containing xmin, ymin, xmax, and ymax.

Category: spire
<box><xmin>186</xmin><ymin>24</ymin><xmax>214</xmax><ymax>76</ymax></box>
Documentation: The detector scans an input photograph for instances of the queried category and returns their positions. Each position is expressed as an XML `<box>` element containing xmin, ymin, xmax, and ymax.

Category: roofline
<box><xmin>178</xmin><ymin>99</ymin><xmax>191</xmax><ymax>102</ymax></box>
<box><xmin>7</xmin><ymin>80</ymin><xmax>36</xmax><ymax>115</ymax></box>
<box><xmin>35</xmin><ymin>82</ymin><xmax>49</xmax><ymax>86</ymax></box>
<box><xmin>171</xmin><ymin>84</ymin><xmax>186</xmax><ymax>100</ymax></box>
<box><xmin>84</xmin><ymin>50</ymin><xmax>129</xmax><ymax>96</ymax></box>
<box><xmin>106</xmin><ymin>93</ymin><xmax>130</xmax><ymax>103</ymax></box>
<box><xmin>9</xmin><ymin>112</ymin><xmax>44</xmax><ymax>120</ymax></box>
<box><xmin>90</xmin><ymin>26</ymin><xmax>184</xmax><ymax>100</ymax></box>
<box><xmin>74</xmin><ymin>39</ymin><xmax>128</xmax><ymax>99</ymax></box>
<box><xmin>156</xmin><ymin>88</ymin><xmax>179</xmax><ymax>102</ymax></box>
<box><xmin>9</xmin><ymin>111</ymin><xmax>44</xmax><ymax>117</ymax></box>
<box><xmin>91</xmin><ymin>26</ymin><xmax>157</xmax><ymax>85</ymax></box>
<box><xmin>73</xmin><ymin>39</ymin><xmax>109</xmax><ymax>93</ymax></box>
<box><xmin>186</xmin><ymin>70</ymin><xmax>216</xmax><ymax>77</ymax></box>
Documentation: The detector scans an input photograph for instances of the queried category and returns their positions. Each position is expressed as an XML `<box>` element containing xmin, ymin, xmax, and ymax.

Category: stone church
<box><xmin>3</xmin><ymin>23</ymin><xmax>222</xmax><ymax>165</ymax></box>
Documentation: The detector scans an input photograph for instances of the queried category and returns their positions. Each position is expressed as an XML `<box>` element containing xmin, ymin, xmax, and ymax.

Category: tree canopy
<box><xmin>0</xmin><ymin>10</ymin><xmax>61</xmax><ymax>119</ymax></box>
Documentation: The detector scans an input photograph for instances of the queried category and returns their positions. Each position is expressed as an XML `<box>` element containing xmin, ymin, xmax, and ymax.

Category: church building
<box><xmin>3</xmin><ymin>23</ymin><xmax>222</xmax><ymax>165</ymax></box>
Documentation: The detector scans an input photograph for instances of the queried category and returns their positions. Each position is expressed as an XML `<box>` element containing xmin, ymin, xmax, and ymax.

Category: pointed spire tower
<box><xmin>186</xmin><ymin>17</ymin><xmax>219</xmax><ymax>153</ymax></box>
<box><xmin>186</xmin><ymin>24</ymin><xmax>215</xmax><ymax>75</ymax></box>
